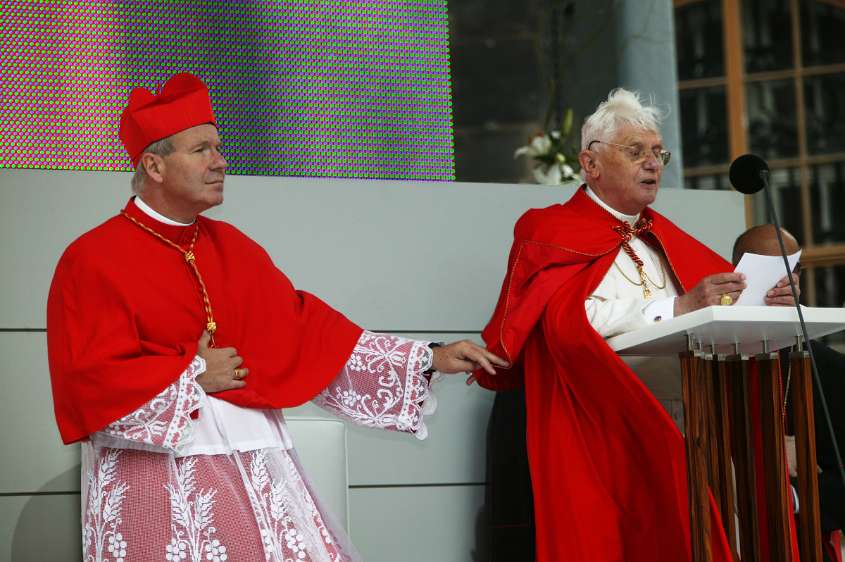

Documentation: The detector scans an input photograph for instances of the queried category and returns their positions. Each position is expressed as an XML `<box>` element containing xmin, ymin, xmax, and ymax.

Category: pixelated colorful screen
<box><xmin>0</xmin><ymin>1</ymin><xmax>454</xmax><ymax>180</ymax></box>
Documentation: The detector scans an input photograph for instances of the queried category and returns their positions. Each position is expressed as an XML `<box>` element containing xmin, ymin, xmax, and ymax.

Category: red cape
<box><xmin>475</xmin><ymin>187</ymin><xmax>734</xmax><ymax>561</ymax></box>
<box><xmin>48</xmin><ymin>198</ymin><xmax>363</xmax><ymax>444</ymax></box>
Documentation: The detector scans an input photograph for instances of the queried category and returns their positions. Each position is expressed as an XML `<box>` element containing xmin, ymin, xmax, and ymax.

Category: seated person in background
<box><xmin>733</xmin><ymin>224</ymin><xmax>845</xmax><ymax>562</ymax></box>
<box><xmin>473</xmin><ymin>87</ymin><xmax>798</xmax><ymax>562</ymax></box>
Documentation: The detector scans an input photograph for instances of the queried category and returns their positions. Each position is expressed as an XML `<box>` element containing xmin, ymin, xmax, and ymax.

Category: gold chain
<box><xmin>121</xmin><ymin>211</ymin><xmax>218</xmax><ymax>345</ymax></box>
<box><xmin>613</xmin><ymin>258</ymin><xmax>667</xmax><ymax>296</ymax></box>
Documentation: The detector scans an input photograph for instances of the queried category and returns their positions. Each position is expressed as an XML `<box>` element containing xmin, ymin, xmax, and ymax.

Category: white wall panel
<box><xmin>349</xmin><ymin>485</ymin><xmax>487</xmax><ymax>562</ymax></box>
<box><xmin>0</xmin><ymin>333</ymin><xmax>78</xmax><ymax>494</ymax></box>
<box><xmin>0</xmin><ymin>494</ymin><xmax>80</xmax><ymax>562</ymax></box>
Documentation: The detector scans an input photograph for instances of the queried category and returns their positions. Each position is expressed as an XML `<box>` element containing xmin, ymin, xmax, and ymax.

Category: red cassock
<box><xmin>474</xmin><ymin>187</ymin><xmax>735</xmax><ymax>562</ymax></box>
<box><xmin>48</xmin><ymin>198</ymin><xmax>363</xmax><ymax>445</ymax></box>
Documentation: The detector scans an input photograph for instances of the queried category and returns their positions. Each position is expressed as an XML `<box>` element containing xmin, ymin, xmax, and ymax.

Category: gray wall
<box><xmin>0</xmin><ymin>170</ymin><xmax>744</xmax><ymax>561</ymax></box>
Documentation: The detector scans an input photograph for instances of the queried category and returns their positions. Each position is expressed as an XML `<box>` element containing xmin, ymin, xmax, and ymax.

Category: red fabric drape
<box><xmin>48</xmin><ymin>198</ymin><xmax>363</xmax><ymax>444</ymax></box>
<box><xmin>747</xmin><ymin>361</ymin><xmax>802</xmax><ymax>561</ymax></box>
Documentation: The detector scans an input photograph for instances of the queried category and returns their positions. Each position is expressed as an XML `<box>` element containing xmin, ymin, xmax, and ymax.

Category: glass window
<box><xmin>816</xmin><ymin>264</ymin><xmax>845</xmax><ymax>347</ymax></box>
<box><xmin>804</xmin><ymin>73</ymin><xmax>845</xmax><ymax>155</ymax></box>
<box><xmin>742</xmin><ymin>0</ymin><xmax>793</xmax><ymax>73</ymax></box>
<box><xmin>683</xmin><ymin>173</ymin><xmax>730</xmax><ymax>191</ymax></box>
<box><xmin>679</xmin><ymin>87</ymin><xmax>729</xmax><ymax>167</ymax></box>
<box><xmin>815</xmin><ymin>265</ymin><xmax>845</xmax><ymax>307</ymax></box>
<box><xmin>750</xmin><ymin>166</ymin><xmax>803</xmax><ymax>237</ymax></box>
<box><xmin>801</xmin><ymin>0</ymin><xmax>845</xmax><ymax>67</ymax></box>
<box><xmin>810</xmin><ymin>161</ymin><xmax>845</xmax><ymax>245</ymax></box>
<box><xmin>747</xmin><ymin>79</ymin><xmax>799</xmax><ymax>159</ymax></box>
<box><xmin>676</xmin><ymin>1</ymin><xmax>845</xmax><ymax>328</ymax></box>
<box><xmin>675</xmin><ymin>0</ymin><xmax>724</xmax><ymax>80</ymax></box>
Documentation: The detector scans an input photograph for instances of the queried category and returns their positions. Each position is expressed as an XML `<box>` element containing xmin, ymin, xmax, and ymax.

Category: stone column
<box><xmin>615</xmin><ymin>0</ymin><xmax>684</xmax><ymax>188</ymax></box>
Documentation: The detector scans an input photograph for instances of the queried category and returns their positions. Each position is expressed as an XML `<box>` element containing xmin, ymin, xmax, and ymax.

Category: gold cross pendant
<box><xmin>638</xmin><ymin>267</ymin><xmax>652</xmax><ymax>299</ymax></box>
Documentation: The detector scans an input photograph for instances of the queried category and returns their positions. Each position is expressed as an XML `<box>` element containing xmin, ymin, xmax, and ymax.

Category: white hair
<box><xmin>130</xmin><ymin>137</ymin><xmax>174</xmax><ymax>194</ymax></box>
<box><xmin>580</xmin><ymin>88</ymin><xmax>664</xmax><ymax>150</ymax></box>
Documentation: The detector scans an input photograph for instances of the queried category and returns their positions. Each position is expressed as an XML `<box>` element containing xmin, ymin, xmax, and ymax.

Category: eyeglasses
<box><xmin>588</xmin><ymin>140</ymin><xmax>671</xmax><ymax>167</ymax></box>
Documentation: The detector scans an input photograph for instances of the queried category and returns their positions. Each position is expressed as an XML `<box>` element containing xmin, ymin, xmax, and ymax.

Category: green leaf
<box><xmin>561</xmin><ymin>108</ymin><xmax>573</xmax><ymax>137</ymax></box>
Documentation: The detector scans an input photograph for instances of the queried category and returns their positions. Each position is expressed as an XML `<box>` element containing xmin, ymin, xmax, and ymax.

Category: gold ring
<box><xmin>234</xmin><ymin>368</ymin><xmax>246</xmax><ymax>379</ymax></box>
<box><xmin>719</xmin><ymin>294</ymin><xmax>733</xmax><ymax>306</ymax></box>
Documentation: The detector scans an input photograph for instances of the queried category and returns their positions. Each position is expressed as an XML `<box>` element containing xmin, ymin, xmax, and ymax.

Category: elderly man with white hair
<box><xmin>474</xmin><ymin>89</ymin><xmax>799</xmax><ymax>562</ymax></box>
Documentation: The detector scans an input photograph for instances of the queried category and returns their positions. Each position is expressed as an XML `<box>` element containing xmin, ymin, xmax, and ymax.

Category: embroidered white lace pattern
<box><xmin>81</xmin><ymin>443</ymin><xmax>355</xmax><ymax>562</ymax></box>
<box><xmin>165</xmin><ymin>456</ymin><xmax>227</xmax><ymax>562</ymax></box>
<box><xmin>313</xmin><ymin>331</ymin><xmax>437</xmax><ymax>439</ymax></box>
<box><xmin>83</xmin><ymin>449</ymin><xmax>129</xmax><ymax>562</ymax></box>
<box><xmin>100</xmin><ymin>356</ymin><xmax>205</xmax><ymax>451</ymax></box>
<box><xmin>241</xmin><ymin>449</ymin><xmax>344</xmax><ymax>562</ymax></box>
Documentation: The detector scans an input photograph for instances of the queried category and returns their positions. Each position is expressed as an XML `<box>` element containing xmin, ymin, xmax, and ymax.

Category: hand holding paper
<box><xmin>733</xmin><ymin>251</ymin><xmax>801</xmax><ymax>306</ymax></box>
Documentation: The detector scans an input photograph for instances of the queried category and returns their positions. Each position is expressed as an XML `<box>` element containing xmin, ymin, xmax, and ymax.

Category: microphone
<box><xmin>728</xmin><ymin>153</ymin><xmax>845</xmax><ymax>499</ymax></box>
<box><xmin>728</xmin><ymin>153</ymin><xmax>769</xmax><ymax>194</ymax></box>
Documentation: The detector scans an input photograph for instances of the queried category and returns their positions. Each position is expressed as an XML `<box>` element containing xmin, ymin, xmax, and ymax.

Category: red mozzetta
<box><xmin>475</xmin><ymin>187</ymin><xmax>734</xmax><ymax>561</ymax></box>
<box><xmin>48</xmin><ymin>197</ymin><xmax>363</xmax><ymax>444</ymax></box>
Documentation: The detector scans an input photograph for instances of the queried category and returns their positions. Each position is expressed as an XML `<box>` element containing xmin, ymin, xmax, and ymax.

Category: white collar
<box><xmin>134</xmin><ymin>196</ymin><xmax>195</xmax><ymax>226</ymax></box>
<box><xmin>584</xmin><ymin>186</ymin><xmax>640</xmax><ymax>225</ymax></box>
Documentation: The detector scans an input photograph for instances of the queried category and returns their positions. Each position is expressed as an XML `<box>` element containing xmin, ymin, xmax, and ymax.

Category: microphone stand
<box><xmin>760</xmin><ymin>169</ymin><xmax>845</xmax><ymax>494</ymax></box>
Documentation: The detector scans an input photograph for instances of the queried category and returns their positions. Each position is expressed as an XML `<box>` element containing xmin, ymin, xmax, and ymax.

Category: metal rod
<box><xmin>762</xmin><ymin>180</ymin><xmax>845</xmax><ymax>496</ymax></box>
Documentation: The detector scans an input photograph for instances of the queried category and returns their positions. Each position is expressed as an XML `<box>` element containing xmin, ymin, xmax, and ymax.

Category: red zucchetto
<box><xmin>119</xmin><ymin>72</ymin><xmax>216</xmax><ymax>167</ymax></box>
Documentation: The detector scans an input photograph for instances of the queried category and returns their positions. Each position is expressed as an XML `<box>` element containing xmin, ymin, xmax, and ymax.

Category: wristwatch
<box><xmin>424</xmin><ymin>341</ymin><xmax>443</xmax><ymax>375</ymax></box>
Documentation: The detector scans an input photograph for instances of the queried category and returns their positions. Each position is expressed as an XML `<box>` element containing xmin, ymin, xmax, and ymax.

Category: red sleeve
<box><xmin>47</xmin><ymin>249</ymin><xmax>198</xmax><ymax>445</ymax></box>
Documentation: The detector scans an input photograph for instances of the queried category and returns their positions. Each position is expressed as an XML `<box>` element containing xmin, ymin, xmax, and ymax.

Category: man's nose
<box><xmin>211</xmin><ymin>150</ymin><xmax>228</xmax><ymax>171</ymax></box>
<box><xmin>642</xmin><ymin>154</ymin><xmax>660</xmax><ymax>170</ymax></box>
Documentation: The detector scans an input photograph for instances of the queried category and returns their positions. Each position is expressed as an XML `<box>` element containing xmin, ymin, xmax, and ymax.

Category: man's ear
<box><xmin>579</xmin><ymin>149</ymin><xmax>598</xmax><ymax>179</ymax></box>
<box><xmin>139</xmin><ymin>153</ymin><xmax>165</xmax><ymax>183</ymax></box>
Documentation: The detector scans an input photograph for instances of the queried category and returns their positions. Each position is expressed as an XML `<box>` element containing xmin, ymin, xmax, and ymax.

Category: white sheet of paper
<box><xmin>733</xmin><ymin>250</ymin><xmax>801</xmax><ymax>306</ymax></box>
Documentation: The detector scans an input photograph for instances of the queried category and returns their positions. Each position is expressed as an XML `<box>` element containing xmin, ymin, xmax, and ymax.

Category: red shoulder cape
<box><xmin>476</xmin><ymin>187</ymin><xmax>735</xmax><ymax>561</ymax></box>
<box><xmin>48</xmin><ymin>198</ymin><xmax>363</xmax><ymax>444</ymax></box>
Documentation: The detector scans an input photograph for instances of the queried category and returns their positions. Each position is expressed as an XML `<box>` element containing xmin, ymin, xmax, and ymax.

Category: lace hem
<box><xmin>96</xmin><ymin>356</ymin><xmax>205</xmax><ymax>452</ymax></box>
<box><xmin>81</xmin><ymin>443</ymin><xmax>361</xmax><ymax>561</ymax></box>
<box><xmin>396</xmin><ymin>339</ymin><xmax>439</xmax><ymax>440</ymax></box>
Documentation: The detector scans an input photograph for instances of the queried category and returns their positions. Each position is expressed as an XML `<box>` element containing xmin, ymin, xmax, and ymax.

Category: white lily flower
<box><xmin>514</xmin><ymin>119</ymin><xmax>581</xmax><ymax>186</ymax></box>
<box><xmin>531</xmin><ymin>134</ymin><xmax>552</xmax><ymax>154</ymax></box>
<box><xmin>532</xmin><ymin>163</ymin><xmax>562</xmax><ymax>185</ymax></box>
<box><xmin>514</xmin><ymin>134</ymin><xmax>552</xmax><ymax>159</ymax></box>
<box><xmin>514</xmin><ymin>145</ymin><xmax>532</xmax><ymax>159</ymax></box>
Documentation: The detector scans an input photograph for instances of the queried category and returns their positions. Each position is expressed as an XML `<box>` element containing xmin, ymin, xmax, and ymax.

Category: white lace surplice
<box><xmin>82</xmin><ymin>332</ymin><xmax>435</xmax><ymax>562</ymax></box>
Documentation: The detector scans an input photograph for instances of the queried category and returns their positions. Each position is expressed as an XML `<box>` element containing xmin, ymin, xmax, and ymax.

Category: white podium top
<box><xmin>607</xmin><ymin>306</ymin><xmax>845</xmax><ymax>357</ymax></box>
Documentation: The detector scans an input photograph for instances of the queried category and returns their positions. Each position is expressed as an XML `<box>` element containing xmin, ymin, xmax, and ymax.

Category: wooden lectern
<box><xmin>607</xmin><ymin>306</ymin><xmax>845</xmax><ymax>562</ymax></box>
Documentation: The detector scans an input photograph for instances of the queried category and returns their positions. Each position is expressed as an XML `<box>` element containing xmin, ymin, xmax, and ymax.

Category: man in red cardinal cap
<box><xmin>473</xmin><ymin>88</ymin><xmax>799</xmax><ymax>562</ymax></box>
<box><xmin>47</xmin><ymin>72</ymin><xmax>507</xmax><ymax>562</ymax></box>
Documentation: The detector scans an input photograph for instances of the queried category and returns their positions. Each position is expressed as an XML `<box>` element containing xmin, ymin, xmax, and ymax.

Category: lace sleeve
<box><xmin>93</xmin><ymin>356</ymin><xmax>206</xmax><ymax>452</ymax></box>
<box><xmin>313</xmin><ymin>331</ymin><xmax>439</xmax><ymax>439</ymax></box>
